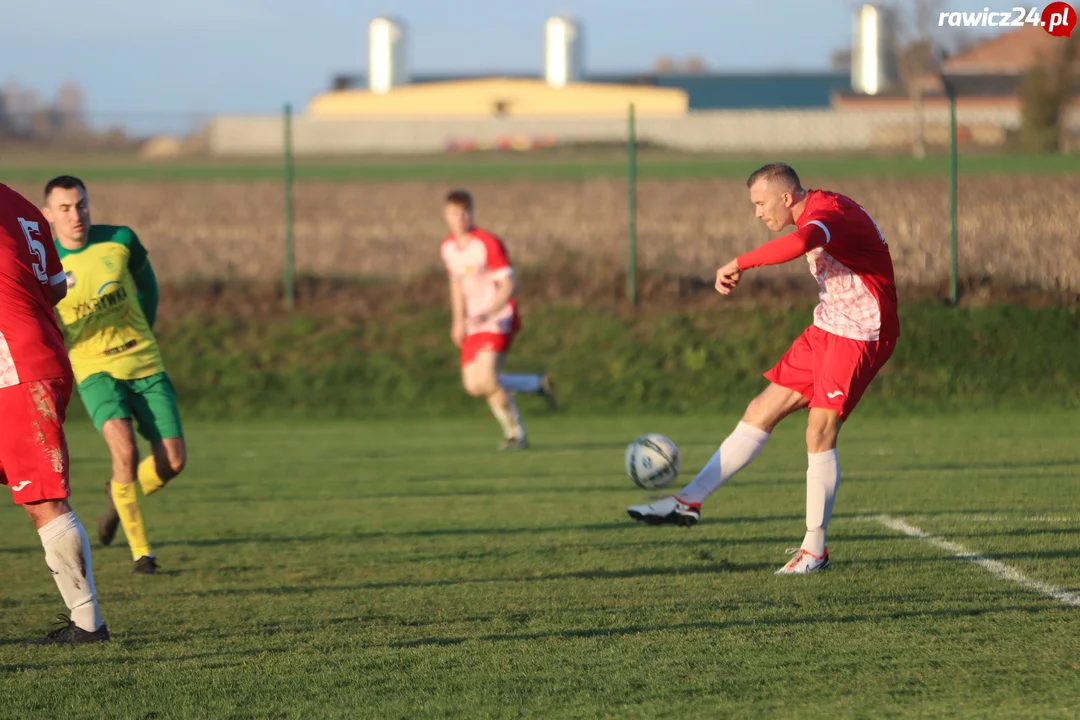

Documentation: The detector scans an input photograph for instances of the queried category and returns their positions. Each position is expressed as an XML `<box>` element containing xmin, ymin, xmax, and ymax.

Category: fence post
<box><xmin>627</xmin><ymin>103</ymin><xmax>638</xmax><ymax>306</ymax></box>
<box><xmin>945</xmin><ymin>81</ymin><xmax>959</xmax><ymax>306</ymax></box>
<box><xmin>283</xmin><ymin>102</ymin><xmax>296</xmax><ymax>310</ymax></box>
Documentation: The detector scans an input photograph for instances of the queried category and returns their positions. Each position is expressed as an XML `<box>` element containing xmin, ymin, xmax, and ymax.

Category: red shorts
<box><xmin>461</xmin><ymin>332</ymin><xmax>517</xmax><ymax>367</ymax></box>
<box><xmin>0</xmin><ymin>376</ymin><xmax>73</xmax><ymax>505</ymax></box>
<box><xmin>764</xmin><ymin>325</ymin><xmax>895</xmax><ymax>419</ymax></box>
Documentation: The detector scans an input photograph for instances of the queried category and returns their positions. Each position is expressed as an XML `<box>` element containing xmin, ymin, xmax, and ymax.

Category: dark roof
<box><xmin>939</xmin><ymin>73</ymin><xmax>1025</xmax><ymax>96</ymax></box>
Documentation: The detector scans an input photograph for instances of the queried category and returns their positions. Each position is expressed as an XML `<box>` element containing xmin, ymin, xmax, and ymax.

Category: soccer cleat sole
<box><xmin>627</xmin><ymin>509</ymin><xmax>699</xmax><ymax>527</ymax></box>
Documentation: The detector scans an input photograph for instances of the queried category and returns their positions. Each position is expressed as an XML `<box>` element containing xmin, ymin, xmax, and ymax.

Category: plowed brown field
<box><xmin>11</xmin><ymin>175</ymin><xmax>1078</xmax><ymax>292</ymax></box>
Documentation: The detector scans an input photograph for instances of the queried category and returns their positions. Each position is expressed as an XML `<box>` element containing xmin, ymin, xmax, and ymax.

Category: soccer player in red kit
<box><xmin>441</xmin><ymin>190</ymin><xmax>555</xmax><ymax>450</ymax></box>
<box><xmin>628</xmin><ymin>163</ymin><xmax>899</xmax><ymax>574</ymax></box>
<box><xmin>0</xmin><ymin>181</ymin><xmax>109</xmax><ymax>644</ymax></box>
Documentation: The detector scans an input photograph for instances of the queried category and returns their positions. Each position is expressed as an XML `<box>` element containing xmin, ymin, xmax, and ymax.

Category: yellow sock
<box><xmin>137</xmin><ymin>457</ymin><xmax>166</xmax><ymax>496</ymax></box>
<box><xmin>111</xmin><ymin>481</ymin><xmax>152</xmax><ymax>560</ymax></box>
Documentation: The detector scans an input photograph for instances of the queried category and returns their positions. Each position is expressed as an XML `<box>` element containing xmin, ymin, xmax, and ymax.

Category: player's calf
<box><xmin>24</xmin><ymin>503</ymin><xmax>109</xmax><ymax>644</ymax></box>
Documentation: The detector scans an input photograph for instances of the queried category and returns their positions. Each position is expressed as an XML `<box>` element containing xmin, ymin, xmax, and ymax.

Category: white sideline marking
<box><xmin>902</xmin><ymin>514</ymin><xmax>1080</xmax><ymax>524</ymax></box>
<box><xmin>873</xmin><ymin>515</ymin><xmax>1080</xmax><ymax>607</ymax></box>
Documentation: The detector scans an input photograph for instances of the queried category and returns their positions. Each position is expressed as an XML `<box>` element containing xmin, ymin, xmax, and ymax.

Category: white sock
<box><xmin>489</xmin><ymin>396</ymin><xmax>526</xmax><ymax>439</ymax></box>
<box><xmin>38</xmin><ymin>512</ymin><xmax>103</xmax><ymax>632</ymax></box>
<box><xmin>500</xmin><ymin>373</ymin><xmax>543</xmax><ymax>394</ymax></box>
<box><xmin>676</xmin><ymin>422</ymin><xmax>771</xmax><ymax>505</ymax></box>
<box><xmin>803</xmin><ymin>450</ymin><xmax>840</xmax><ymax>556</ymax></box>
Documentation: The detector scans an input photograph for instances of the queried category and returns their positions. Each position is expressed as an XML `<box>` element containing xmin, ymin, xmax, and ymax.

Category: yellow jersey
<box><xmin>54</xmin><ymin>225</ymin><xmax>164</xmax><ymax>384</ymax></box>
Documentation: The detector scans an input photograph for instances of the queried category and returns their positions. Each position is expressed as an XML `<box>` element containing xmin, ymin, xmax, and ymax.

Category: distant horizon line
<box><xmin>340</xmin><ymin>66</ymin><xmax>843</xmax><ymax>79</ymax></box>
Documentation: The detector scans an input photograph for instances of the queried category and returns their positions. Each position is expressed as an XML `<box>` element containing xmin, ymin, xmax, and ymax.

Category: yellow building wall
<box><xmin>306</xmin><ymin>78</ymin><xmax>688</xmax><ymax>118</ymax></box>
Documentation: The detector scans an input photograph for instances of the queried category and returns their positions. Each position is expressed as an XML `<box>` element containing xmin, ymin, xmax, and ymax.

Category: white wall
<box><xmin>208</xmin><ymin>107</ymin><xmax>1063</xmax><ymax>156</ymax></box>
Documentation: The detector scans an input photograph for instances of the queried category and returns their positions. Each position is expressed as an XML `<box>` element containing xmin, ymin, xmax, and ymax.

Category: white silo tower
<box><xmin>544</xmin><ymin>15</ymin><xmax>583</xmax><ymax>88</ymax></box>
<box><xmin>368</xmin><ymin>16</ymin><xmax>409</xmax><ymax>94</ymax></box>
<box><xmin>851</xmin><ymin>4</ymin><xmax>897</xmax><ymax>95</ymax></box>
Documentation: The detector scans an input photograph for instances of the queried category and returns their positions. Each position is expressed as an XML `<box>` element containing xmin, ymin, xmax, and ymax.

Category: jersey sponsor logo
<box><xmin>71</xmin><ymin>284</ymin><xmax>129</xmax><ymax>320</ymax></box>
<box><xmin>11</xmin><ymin>480</ymin><xmax>32</xmax><ymax>492</ymax></box>
<box><xmin>102</xmin><ymin>339</ymin><xmax>139</xmax><ymax>357</ymax></box>
<box><xmin>17</xmin><ymin>218</ymin><xmax>49</xmax><ymax>282</ymax></box>
<box><xmin>66</xmin><ymin>271</ymin><xmax>77</xmax><ymax>288</ymax></box>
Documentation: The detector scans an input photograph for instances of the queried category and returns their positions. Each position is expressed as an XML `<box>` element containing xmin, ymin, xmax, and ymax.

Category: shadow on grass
<box><xmin>387</xmin><ymin>602</ymin><xmax>1056</xmax><ymax>649</ymax></box>
<box><xmin>180</xmin><ymin>560</ymin><xmax>778</xmax><ymax>599</ymax></box>
<box><xmin>174</xmin><ymin>542</ymin><xmax>1069</xmax><ymax>599</ymax></box>
<box><xmin>0</xmin><ymin>645</ymin><xmax>289</xmax><ymax>671</ymax></box>
<box><xmin>0</xmin><ymin>508</ymin><xmax>1045</xmax><ymax>557</ymax></box>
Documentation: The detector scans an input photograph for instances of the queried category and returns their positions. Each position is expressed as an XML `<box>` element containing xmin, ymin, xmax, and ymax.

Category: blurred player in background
<box><xmin>43</xmin><ymin>176</ymin><xmax>186</xmax><ymax>575</ymax></box>
<box><xmin>0</xmin><ymin>179</ymin><xmax>109</xmax><ymax>644</ymax></box>
<box><xmin>628</xmin><ymin>163</ymin><xmax>899</xmax><ymax>574</ymax></box>
<box><xmin>441</xmin><ymin>190</ymin><xmax>556</xmax><ymax>450</ymax></box>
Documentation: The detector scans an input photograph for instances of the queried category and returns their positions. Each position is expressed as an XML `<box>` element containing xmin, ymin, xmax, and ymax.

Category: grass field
<box><xmin>4</xmin><ymin>148</ymin><xmax>1080</xmax><ymax>184</ymax></box>
<box><xmin>2</xmin><ymin>412</ymin><xmax>1078</xmax><ymax>718</ymax></box>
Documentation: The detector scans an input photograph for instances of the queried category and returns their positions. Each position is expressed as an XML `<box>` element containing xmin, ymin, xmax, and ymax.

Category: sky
<box><xmin>0</xmin><ymin>1</ymin><xmax>994</xmax><ymax>134</ymax></box>
<box><xmin>0</xmin><ymin>0</ymin><xmax>867</xmax><ymax>131</ymax></box>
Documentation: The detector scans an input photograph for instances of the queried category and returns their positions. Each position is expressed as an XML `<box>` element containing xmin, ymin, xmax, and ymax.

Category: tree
<box><xmin>829</xmin><ymin>48</ymin><xmax>852</xmax><ymax>72</ymax></box>
<box><xmin>829</xmin><ymin>2</ymin><xmax>945</xmax><ymax>156</ymax></box>
<box><xmin>1017</xmin><ymin>32</ymin><xmax>1078</xmax><ymax>153</ymax></box>
<box><xmin>892</xmin><ymin>0</ymin><xmax>944</xmax><ymax>159</ymax></box>
<box><xmin>54</xmin><ymin>82</ymin><xmax>87</xmax><ymax>137</ymax></box>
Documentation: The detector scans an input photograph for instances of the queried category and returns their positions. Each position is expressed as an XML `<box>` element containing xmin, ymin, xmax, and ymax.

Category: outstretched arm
<box><xmin>736</xmin><ymin>223</ymin><xmax>828</xmax><ymax>270</ymax></box>
<box><xmin>716</xmin><ymin>223</ymin><xmax>829</xmax><ymax>295</ymax></box>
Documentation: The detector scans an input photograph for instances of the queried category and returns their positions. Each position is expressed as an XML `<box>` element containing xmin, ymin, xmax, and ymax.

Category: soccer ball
<box><xmin>625</xmin><ymin>434</ymin><xmax>681</xmax><ymax>490</ymax></box>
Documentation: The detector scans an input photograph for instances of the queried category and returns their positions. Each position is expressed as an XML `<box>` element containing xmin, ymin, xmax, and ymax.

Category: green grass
<box><xmin>3</xmin><ymin>148</ymin><xmax>1080</xmax><ymax>183</ymax></box>
<box><xmin>2</xmin><ymin>412</ymin><xmax>1078</xmax><ymax>718</ymax></box>
<box><xmin>151</xmin><ymin>303</ymin><xmax>1080</xmax><ymax>419</ymax></box>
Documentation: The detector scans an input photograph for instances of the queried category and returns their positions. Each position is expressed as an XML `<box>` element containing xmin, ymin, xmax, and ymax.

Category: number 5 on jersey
<box><xmin>18</xmin><ymin>217</ymin><xmax>49</xmax><ymax>282</ymax></box>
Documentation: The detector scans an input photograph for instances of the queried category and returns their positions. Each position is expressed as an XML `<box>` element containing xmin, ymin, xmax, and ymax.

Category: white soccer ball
<box><xmin>625</xmin><ymin>434</ymin><xmax>681</xmax><ymax>490</ymax></box>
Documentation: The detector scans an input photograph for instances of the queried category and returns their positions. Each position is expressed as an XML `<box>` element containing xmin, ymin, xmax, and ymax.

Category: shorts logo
<box><xmin>11</xmin><ymin>481</ymin><xmax>32</xmax><ymax>492</ymax></box>
<box><xmin>827</xmin><ymin>390</ymin><xmax>845</xmax><ymax>399</ymax></box>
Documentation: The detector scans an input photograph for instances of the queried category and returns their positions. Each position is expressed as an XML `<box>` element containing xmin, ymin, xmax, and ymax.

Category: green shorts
<box><xmin>78</xmin><ymin>372</ymin><xmax>184</xmax><ymax>443</ymax></box>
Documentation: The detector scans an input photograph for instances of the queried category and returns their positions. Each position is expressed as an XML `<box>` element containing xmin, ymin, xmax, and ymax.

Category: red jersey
<box><xmin>737</xmin><ymin>189</ymin><xmax>899</xmax><ymax>341</ymax></box>
<box><xmin>0</xmin><ymin>184</ymin><xmax>72</xmax><ymax>387</ymax></box>
<box><xmin>440</xmin><ymin>227</ymin><xmax>520</xmax><ymax>336</ymax></box>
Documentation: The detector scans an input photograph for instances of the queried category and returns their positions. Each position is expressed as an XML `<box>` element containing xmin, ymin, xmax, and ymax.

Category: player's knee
<box><xmin>744</xmin><ymin>395</ymin><xmax>766</xmax><ymax>422</ymax></box>
<box><xmin>154</xmin><ymin>441</ymin><xmax>186</xmax><ymax>480</ymax></box>
<box><xmin>463</xmin><ymin>370</ymin><xmax>497</xmax><ymax>397</ymax></box>
<box><xmin>477</xmin><ymin>376</ymin><xmax>500</xmax><ymax>397</ymax></box>
<box><xmin>744</xmin><ymin>394</ymin><xmax>780</xmax><ymax>430</ymax></box>
<box><xmin>166</xmin><ymin>453</ymin><xmax>186</xmax><ymax>478</ymax></box>
<box><xmin>806</xmin><ymin>414</ymin><xmax>841</xmax><ymax>453</ymax></box>
<box><xmin>462</xmin><ymin>376</ymin><xmax>486</xmax><ymax>397</ymax></box>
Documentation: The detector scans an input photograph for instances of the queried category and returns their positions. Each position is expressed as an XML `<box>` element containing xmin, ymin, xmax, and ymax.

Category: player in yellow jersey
<box><xmin>42</xmin><ymin>176</ymin><xmax>185</xmax><ymax>575</ymax></box>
